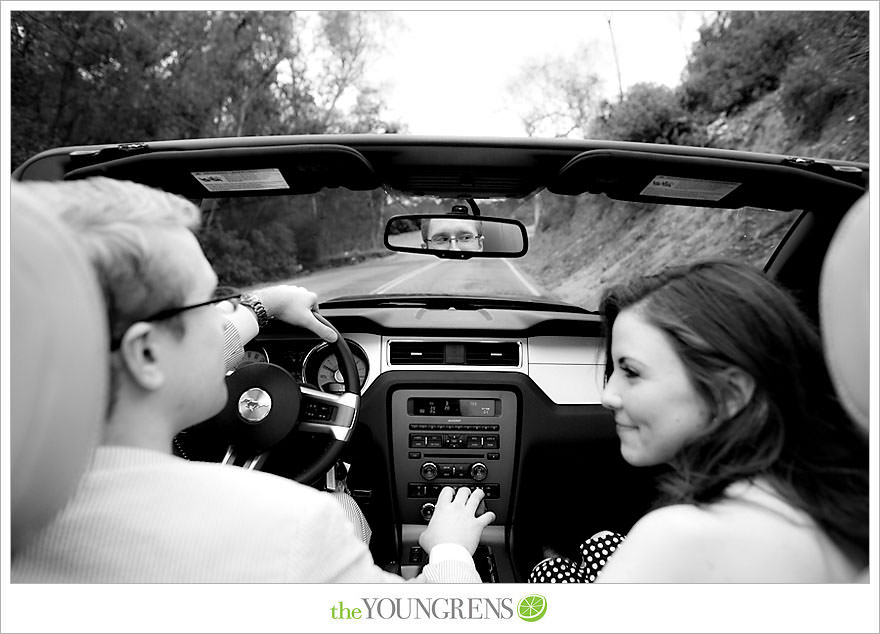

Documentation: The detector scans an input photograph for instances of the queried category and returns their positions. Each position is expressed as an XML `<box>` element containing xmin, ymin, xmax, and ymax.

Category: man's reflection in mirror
<box><xmin>421</xmin><ymin>217</ymin><xmax>484</xmax><ymax>252</ymax></box>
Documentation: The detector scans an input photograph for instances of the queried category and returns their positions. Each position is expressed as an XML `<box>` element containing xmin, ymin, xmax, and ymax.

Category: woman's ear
<box><xmin>116</xmin><ymin>322</ymin><xmax>165</xmax><ymax>391</ymax></box>
<box><xmin>718</xmin><ymin>366</ymin><xmax>756</xmax><ymax>421</ymax></box>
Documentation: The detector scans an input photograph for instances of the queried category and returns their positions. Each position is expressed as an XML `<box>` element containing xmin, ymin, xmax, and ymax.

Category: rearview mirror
<box><xmin>384</xmin><ymin>214</ymin><xmax>528</xmax><ymax>259</ymax></box>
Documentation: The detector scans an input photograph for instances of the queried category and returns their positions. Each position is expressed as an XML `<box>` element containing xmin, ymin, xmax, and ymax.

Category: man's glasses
<box><xmin>110</xmin><ymin>286</ymin><xmax>241</xmax><ymax>350</ymax></box>
<box><xmin>428</xmin><ymin>233</ymin><xmax>481</xmax><ymax>247</ymax></box>
<box><xmin>142</xmin><ymin>286</ymin><xmax>242</xmax><ymax>322</ymax></box>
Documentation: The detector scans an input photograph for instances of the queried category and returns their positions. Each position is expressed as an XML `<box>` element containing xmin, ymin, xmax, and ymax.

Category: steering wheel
<box><xmin>212</xmin><ymin>314</ymin><xmax>360</xmax><ymax>484</ymax></box>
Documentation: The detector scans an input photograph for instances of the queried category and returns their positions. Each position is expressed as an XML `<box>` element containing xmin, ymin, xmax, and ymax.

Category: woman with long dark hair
<box><xmin>531</xmin><ymin>260</ymin><xmax>867</xmax><ymax>582</ymax></box>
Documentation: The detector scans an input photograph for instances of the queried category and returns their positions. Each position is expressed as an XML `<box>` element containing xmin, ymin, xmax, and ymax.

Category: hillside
<box><xmin>517</xmin><ymin>89</ymin><xmax>868</xmax><ymax>310</ymax></box>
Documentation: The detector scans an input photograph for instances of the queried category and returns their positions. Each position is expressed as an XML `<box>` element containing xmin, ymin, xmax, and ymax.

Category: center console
<box><xmin>390</xmin><ymin>388</ymin><xmax>518</xmax><ymax>580</ymax></box>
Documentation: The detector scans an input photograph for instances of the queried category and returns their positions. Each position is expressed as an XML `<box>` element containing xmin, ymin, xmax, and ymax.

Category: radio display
<box><xmin>411</xmin><ymin>398</ymin><xmax>497</xmax><ymax>417</ymax></box>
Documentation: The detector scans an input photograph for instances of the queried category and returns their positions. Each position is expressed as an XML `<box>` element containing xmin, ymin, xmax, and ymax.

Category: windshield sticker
<box><xmin>640</xmin><ymin>175</ymin><xmax>740</xmax><ymax>201</ymax></box>
<box><xmin>191</xmin><ymin>169</ymin><xmax>290</xmax><ymax>192</ymax></box>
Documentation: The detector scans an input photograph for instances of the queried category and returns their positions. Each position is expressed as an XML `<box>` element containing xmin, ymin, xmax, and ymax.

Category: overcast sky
<box><xmin>365</xmin><ymin>9</ymin><xmax>712</xmax><ymax>136</ymax></box>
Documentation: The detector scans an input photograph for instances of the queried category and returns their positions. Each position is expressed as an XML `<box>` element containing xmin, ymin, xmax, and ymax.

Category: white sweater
<box><xmin>12</xmin><ymin>447</ymin><xmax>479</xmax><ymax>583</ymax></box>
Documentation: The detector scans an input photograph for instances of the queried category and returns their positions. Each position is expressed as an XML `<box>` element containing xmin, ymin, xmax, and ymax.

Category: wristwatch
<box><xmin>240</xmin><ymin>293</ymin><xmax>270</xmax><ymax>330</ymax></box>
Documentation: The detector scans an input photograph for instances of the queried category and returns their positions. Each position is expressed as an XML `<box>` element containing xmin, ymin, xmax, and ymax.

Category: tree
<box><xmin>506</xmin><ymin>44</ymin><xmax>604</xmax><ymax>138</ymax></box>
<box><xmin>591</xmin><ymin>83</ymin><xmax>701</xmax><ymax>145</ymax></box>
<box><xmin>679</xmin><ymin>10</ymin><xmax>868</xmax><ymax>139</ymax></box>
<box><xmin>284</xmin><ymin>11</ymin><xmax>401</xmax><ymax>134</ymax></box>
<box><xmin>681</xmin><ymin>11</ymin><xmax>800</xmax><ymax>115</ymax></box>
<box><xmin>10</xmin><ymin>10</ymin><xmax>399</xmax><ymax>169</ymax></box>
<box><xmin>776</xmin><ymin>11</ymin><xmax>869</xmax><ymax>138</ymax></box>
<box><xmin>11</xmin><ymin>9</ymin><xmax>402</xmax><ymax>283</ymax></box>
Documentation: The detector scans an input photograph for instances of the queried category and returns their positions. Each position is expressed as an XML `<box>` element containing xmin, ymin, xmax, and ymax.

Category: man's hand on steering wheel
<box><xmin>254</xmin><ymin>285</ymin><xmax>337</xmax><ymax>343</ymax></box>
<box><xmin>211</xmin><ymin>284</ymin><xmax>360</xmax><ymax>485</ymax></box>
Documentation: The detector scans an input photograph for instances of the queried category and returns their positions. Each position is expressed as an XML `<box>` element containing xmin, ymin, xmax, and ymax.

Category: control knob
<box><xmin>420</xmin><ymin>461</ymin><xmax>438</xmax><ymax>481</ymax></box>
<box><xmin>470</xmin><ymin>462</ymin><xmax>488</xmax><ymax>482</ymax></box>
<box><xmin>420</xmin><ymin>502</ymin><xmax>436</xmax><ymax>521</ymax></box>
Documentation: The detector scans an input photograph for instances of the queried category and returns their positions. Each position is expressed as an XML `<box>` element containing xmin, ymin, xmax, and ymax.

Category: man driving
<box><xmin>10</xmin><ymin>177</ymin><xmax>494</xmax><ymax>583</ymax></box>
<box><xmin>421</xmin><ymin>217</ymin><xmax>484</xmax><ymax>252</ymax></box>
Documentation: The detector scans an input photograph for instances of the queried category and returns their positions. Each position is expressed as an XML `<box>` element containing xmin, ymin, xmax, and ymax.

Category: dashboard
<box><xmin>243</xmin><ymin>337</ymin><xmax>371</xmax><ymax>395</ymax></box>
<box><xmin>246</xmin><ymin>330</ymin><xmax>607</xmax><ymax>404</ymax></box>
<box><xmin>225</xmin><ymin>305</ymin><xmax>656</xmax><ymax>581</ymax></box>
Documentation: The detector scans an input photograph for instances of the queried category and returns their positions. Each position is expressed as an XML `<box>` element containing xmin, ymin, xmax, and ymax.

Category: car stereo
<box><xmin>391</xmin><ymin>389</ymin><xmax>517</xmax><ymax>525</ymax></box>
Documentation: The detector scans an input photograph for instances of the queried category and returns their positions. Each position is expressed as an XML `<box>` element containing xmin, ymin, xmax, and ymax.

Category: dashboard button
<box><xmin>420</xmin><ymin>503</ymin><xmax>436</xmax><ymax>521</ymax></box>
<box><xmin>470</xmin><ymin>462</ymin><xmax>488</xmax><ymax>482</ymax></box>
<box><xmin>420</xmin><ymin>462</ymin><xmax>438</xmax><ymax>481</ymax></box>
<box><xmin>408</xmin><ymin>483</ymin><xmax>427</xmax><ymax>498</ymax></box>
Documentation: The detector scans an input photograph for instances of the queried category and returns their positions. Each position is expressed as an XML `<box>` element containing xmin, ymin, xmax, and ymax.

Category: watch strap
<box><xmin>240</xmin><ymin>293</ymin><xmax>270</xmax><ymax>329</ymax></box>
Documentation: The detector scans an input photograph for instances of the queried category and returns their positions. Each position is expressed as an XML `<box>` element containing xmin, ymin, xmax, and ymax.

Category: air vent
<box><xmin>388</xmin><ymin>341</ymin><xmax>520</xmax><ymax>366</ymax></box>
<box><xmin>389</xmin><ymin>342</ymin><xmax>446</xmax><ymax>365</ymax></box>
<box><xmin>465</xmin><ymin>342</ymin><xmax>520</xmax><ymax>366</ymax></box>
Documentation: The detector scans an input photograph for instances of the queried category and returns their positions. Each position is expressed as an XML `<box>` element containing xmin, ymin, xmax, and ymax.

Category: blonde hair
<box><xmin>13</xmin><ymin>177</ymin><xmax>202</xmax><ymax>345</ymax></box>
<box><xmin>13</xmin><ymin>178</ymin><xmax>204</xmax><ymax>417</ymax></box>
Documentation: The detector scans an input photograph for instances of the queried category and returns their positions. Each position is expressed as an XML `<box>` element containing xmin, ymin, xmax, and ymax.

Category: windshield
<box><xmin>197</xmin><ymin>188</ymin><xmax>799</xmax><ymax>312</ymax></box>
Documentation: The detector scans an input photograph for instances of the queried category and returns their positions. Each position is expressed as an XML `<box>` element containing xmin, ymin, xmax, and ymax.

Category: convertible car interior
<box><xmin>12</xmin><ymin>135</ymin><xmax>869</xmax><ymax>582</ymax></box>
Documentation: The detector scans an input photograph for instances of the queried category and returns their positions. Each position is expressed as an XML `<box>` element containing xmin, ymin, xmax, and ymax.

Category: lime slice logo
<box><xmin>517</xmin><ymin>594</ymin><xmax>547</xmax><ymax>622</ymax></box>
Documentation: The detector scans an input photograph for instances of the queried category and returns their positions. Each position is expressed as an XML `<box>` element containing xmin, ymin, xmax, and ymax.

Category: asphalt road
<box><xmin>272</xmin><ymin>253</ymin><xmax>545</xmax><ymax>301</ymax></box>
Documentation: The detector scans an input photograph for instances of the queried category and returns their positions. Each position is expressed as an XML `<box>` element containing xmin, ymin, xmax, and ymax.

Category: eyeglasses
<box><xmin>428</xmin><ymin>233</ymin><xmax>482</xmax><ymax>247</ymax></box>
<box><xmin>110</xmin><ymin>286</ymin><xmax>241</xmax><ymax>350</ymax></box>
<box><xmin>142</xmin><ymin>286</ymin><xmax>242</xmax><ymax>322</ymax></box>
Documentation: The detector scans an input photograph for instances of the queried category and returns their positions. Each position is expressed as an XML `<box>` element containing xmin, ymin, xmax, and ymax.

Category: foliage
<box><xmin>591</xmin><ymin>83</ymin><xmax>706</xmax><ymax>145</ymax></box>
<box><xmin>12</xmin><ymin>12</ymin><xmax>288</xmax><ymax>164</ymax></box>
<box><xmin>681</xmin><ymin>10</ymin><xmax>868</xmax><ymax>139</ymax></box>
<box><xmin>776</xmin><ymin>12</ymin><xmax>869</xmax><ymax>138</ymax></box>
<box><xmin>587</xmin><ymin>11</ymin><xmax>867</xmax><ymax>148</ymax></box>
<box><xmin>194</xmin><ymin>188</ymin><xmax>387</xmax><ymax>286</ymax></box>
<box><xmin>197</xmin><ymin>198</ymin><xmax>302</xmax><ymax>286</ymax></box>
<box><xmin>507</xmin><ymin>44</ymin><xmax>603</xmax><ymax>138</ymax></box>
<box><xmin>512</xmin><ymin>10</ymin><xmax>868</xmax><ymax>308</ymax></box>
<box><xmin>681</xmin><ymin>11</ymin><xmax>800</xmax><ymax>115</ymax></box>
<box><xmin>11</xmin><ymin>9</ymin><xmax>399</xmax><ymax>285</ymax></box>
<box><xmin>10</xmin><ymin>10</ymin><xmax>400</xmax><ymax>167</ymax></box>
<box><xmin>506</xmin><ymin>11</ymin><xmax>866</xmax><ymax>150</ymax></box>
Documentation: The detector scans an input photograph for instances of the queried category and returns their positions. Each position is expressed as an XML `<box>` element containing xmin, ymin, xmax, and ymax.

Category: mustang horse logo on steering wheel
<box><xmin>238</xmin><ymin>388</ymin><xmax>272</xmax><ymax>423</ymax></box>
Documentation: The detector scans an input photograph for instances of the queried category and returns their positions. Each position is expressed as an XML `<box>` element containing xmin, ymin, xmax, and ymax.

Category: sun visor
<box><xmin>548</xmin><ymin>149</ymin><xmax>866</xmax><ymax>212</ymax></box>
<box><xmin>61</xmin><ymin>144</ymin><xmax>381</xmax><ymax>197</ymax></box>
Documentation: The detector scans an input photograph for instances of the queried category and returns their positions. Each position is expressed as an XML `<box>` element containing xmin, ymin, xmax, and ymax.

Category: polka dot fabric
<box><xmin>528</xmin><ymin>530</ymin><xmax>626</xmax><ymax>583</ymax></box>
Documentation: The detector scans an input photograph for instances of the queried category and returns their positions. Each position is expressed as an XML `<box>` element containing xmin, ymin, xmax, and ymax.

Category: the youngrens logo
<box><xmin>517</xmin><ymin>595</ymin><xmax>547</xmax><ymax>622</ymax></box>
<box><xmin>329</xmin><ymin>594</ymin><xmax>547</xmax><ymax>622</ymax></box>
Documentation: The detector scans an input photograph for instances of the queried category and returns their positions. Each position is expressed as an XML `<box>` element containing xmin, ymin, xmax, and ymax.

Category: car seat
<box><xmin>818</xmin><ymin>191</ymin><xmax>870</xmax><ymax>581</ymax></box>
<box><xmin>10</xmin><ymin>185</ymin><xmax>108</xmax><ymax>556</ymax></box>
<box><xmin>820</xmin><ymin>191</ymin><xmax>869</xmax><ymax>432</ymax></box>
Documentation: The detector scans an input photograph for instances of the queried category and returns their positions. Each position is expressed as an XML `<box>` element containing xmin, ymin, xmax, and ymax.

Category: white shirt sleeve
<box><xmin>222</xmin><ymin>305</ymin><xmax>259</xmax><ymax>371</ymax></box>
<box><xmin>427</xmin><ymin>543</ymin><xmax>473</xmax><ymax>564</ymax></box>
<box><xmin>293</xmin><ymin>494</ymin><xmax>481</xmax><ymax>583</ymax></box>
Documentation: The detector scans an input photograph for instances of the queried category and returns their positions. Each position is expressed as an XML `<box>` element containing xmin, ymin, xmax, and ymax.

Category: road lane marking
<box><xmin>502</xmin><ymin>259</ymin><xmax>541</xmax><ymax>296</ymax></box>
<box><xmin>371</xmin><ymin>260</ymin><xmax>444</xmax><ymax>294</ymax></box>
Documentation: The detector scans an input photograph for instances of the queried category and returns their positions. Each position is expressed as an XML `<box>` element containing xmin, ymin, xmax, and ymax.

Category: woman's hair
<box><xmin>599</xmin><ymin>259</ymin><xmax>868</xmax><ymax>564</ymax></box>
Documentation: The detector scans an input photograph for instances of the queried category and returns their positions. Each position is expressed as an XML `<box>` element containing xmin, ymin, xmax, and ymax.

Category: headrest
<box><xmin>10</xmin><ymin>184</ymin><xmax>108</xmax><ymax>554</ymax></box>
<box><xmin>819</xmin><ymin>192</ymin><xmax>870</xmax><ymax>431</ymax></box>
